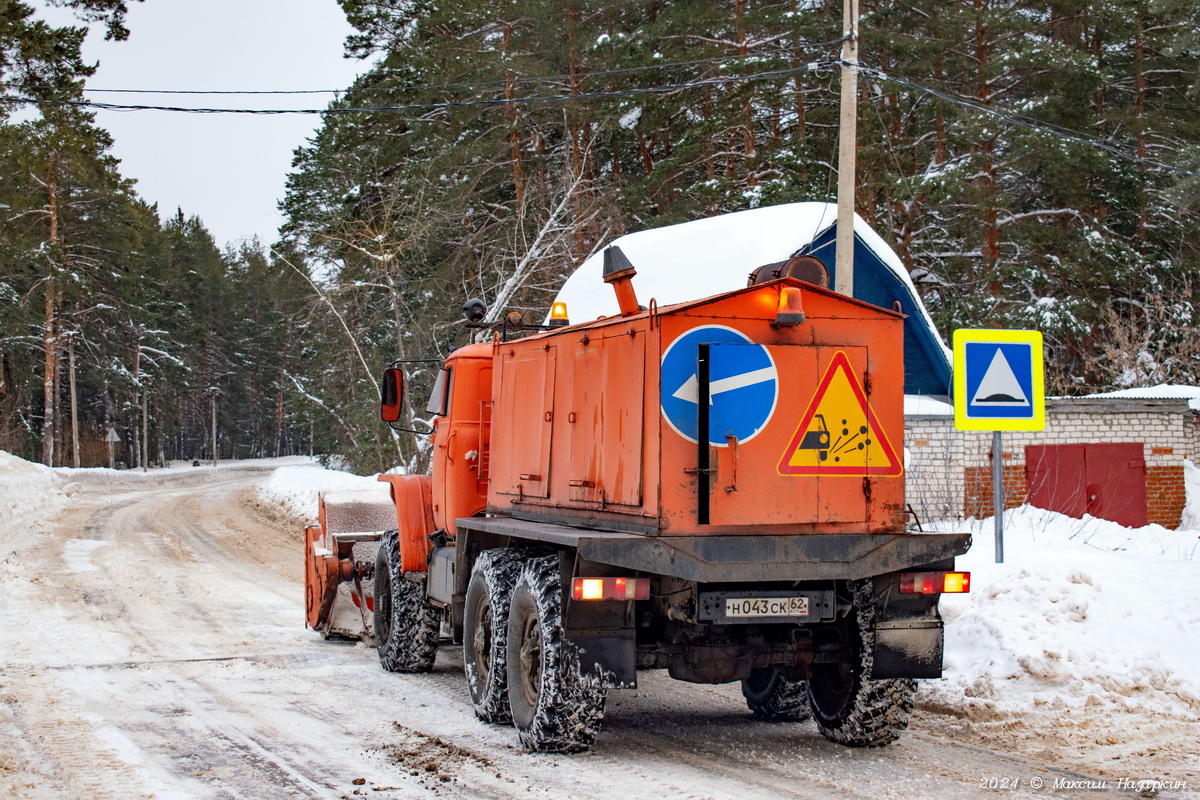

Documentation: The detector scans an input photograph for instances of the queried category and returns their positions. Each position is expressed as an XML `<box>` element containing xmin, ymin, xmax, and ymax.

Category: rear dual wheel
<box><xmin>463</xmin><ymin>548</ymin><xmax>525</xmax><ymax>723</ymax></box>
<box><xmin>506</xmin><ymin>555</ymin><xmax>606</xmax><ymax>752</ymax></box>
<box><xmin>741</xmin><ymin>668</ymin><xmax>811</xmax><ymax>722</ymax></box>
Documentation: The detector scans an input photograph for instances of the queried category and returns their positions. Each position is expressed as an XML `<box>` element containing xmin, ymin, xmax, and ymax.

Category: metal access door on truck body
<box><xmin>706</xmin><ymin>344</ymin><xmax>877</xmax><ymax>527</ymax></box>
<box><xmin>568</xmin><ymin>328</ymin><xmax>646</xmax><ymax>507</ymax></box>
<box><xmin>662</xmin><ymin>335</ymin><xmax>902</xmax><ymax>527</ymax></box>
<box><xmin>492</xmin><ymin>347</ymin><xmax>556</xmax><ymax>498</ymax></box>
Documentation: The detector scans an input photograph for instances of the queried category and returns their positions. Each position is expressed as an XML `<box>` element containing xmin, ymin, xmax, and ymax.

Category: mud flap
<box><xmin>870</xmin><ymin>619</ymin><xmax>943</xmax><ymax>679</ymax></box>
<box><xmin>566</xmin><ymin>631</ymin><xmax>637</xmax><ymax>689</ymax></box>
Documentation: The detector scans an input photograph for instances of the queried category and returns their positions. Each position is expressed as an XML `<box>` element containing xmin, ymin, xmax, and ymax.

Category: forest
<box><xmin>2</xmin><ymin>0</ymin><xmax>1198</xmax><ymax>474</ymax></box>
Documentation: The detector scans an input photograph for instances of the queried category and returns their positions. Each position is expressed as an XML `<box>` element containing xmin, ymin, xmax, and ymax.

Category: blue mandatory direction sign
<box><xmin>953</xmin><ymin>329</ymin><xmax>1045</xmax><ymax>431</ymax></box>
<box><xmin>660</xmin><ymin>325</ymin><xmax>778</xmax><ymax>446</ymax></box>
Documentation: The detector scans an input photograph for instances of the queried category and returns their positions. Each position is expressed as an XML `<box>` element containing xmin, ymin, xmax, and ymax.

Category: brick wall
<box><xmin>1147</xmin><ymin>465</ymin><xmax>1187</xmax><ymax>528</ymax></box>
<box><xmin>905</xmin><ymin>399</ymin><xmax>1197</xmax><ymax>529</ymax></box>
<box><xmin>962</xmin><ymin>463</ymin><xmax>1027</xmax><ymax>519</ymax></box>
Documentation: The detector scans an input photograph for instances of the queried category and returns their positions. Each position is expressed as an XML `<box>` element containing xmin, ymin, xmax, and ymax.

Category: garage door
<box><xmin>1025</xmin><ymin>443</ymin><xmax>1147</xmax><ymax>527</ymax></box>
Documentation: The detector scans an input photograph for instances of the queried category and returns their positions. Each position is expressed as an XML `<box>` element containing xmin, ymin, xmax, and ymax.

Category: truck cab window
<box><xmin>426</xmin><ymin>367</ymin><xmax>452</xmax><ymax>416</ymax></box>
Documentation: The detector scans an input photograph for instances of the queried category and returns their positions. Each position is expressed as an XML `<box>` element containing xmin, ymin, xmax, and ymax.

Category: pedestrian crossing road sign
<box><xmin>953</xmin><ymin>329</ymin><xmax>1045</xmax><ymax>431</ymax></box>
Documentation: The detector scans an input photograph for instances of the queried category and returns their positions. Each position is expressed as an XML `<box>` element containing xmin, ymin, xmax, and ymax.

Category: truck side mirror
<box><xmin>381</xmin><ymin>367</ymin><xmax>404</xmax><ymax>422</ymax></box>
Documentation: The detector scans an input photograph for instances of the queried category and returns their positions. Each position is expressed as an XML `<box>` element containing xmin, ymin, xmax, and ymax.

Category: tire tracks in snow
<box><xmin>2</xmin><ymin>465</ymin><xmax>1173</xmax><ymax>800</ymax></box>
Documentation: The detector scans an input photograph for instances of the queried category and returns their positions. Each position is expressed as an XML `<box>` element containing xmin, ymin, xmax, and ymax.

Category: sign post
<box><xmin>953</xmin><ymin>330</ymin><xmax>1045</xmax><ymax>563</ymax></box>
<box><xmin>104</xmin><ymin>427</ymin><xmax>121</xmax><ymax>469</ymax></box>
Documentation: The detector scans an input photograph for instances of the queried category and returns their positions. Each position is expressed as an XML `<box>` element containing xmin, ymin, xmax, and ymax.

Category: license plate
<box><xmin>725</xmin><ymin>596</ymin><xmax>810</xmax><ymax>618</ymax></box>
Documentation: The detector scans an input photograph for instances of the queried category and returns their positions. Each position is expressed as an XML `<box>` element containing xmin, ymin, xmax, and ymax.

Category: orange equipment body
<box><xmin>304</xmin><ymin>261</ymin><xmax>973</xmax><ymax>755</ymax></box>
<box><xmin>437</xmin><ymin>278</ymin><xmax>907</xmax><ymax>539</ymax></box>
<box><xmin>423</xmin><ymin>344</ymin><xmax>493</xmax><ymax>539</ymax></box>
<box><xmin>376</xmin><ymin>474</ymin><xmax>437</xmax><ymax>572</ymax></box>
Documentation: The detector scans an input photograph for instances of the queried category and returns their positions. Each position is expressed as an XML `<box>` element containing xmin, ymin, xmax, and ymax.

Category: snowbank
<box><xmin>924</xmin><ymin>504</ymin><xmax>1200</xmax><ymax>735</ymax></box>
<box><xmin>0</xmin><ymin>452</ymin><xmax>69</xmax><ymax>559</ymax></box>
<box><xmin>257</xmin><ymin>464</ymin><xmax>380</xmax><ymax>520</ymax></box>
<box><xmin>1183</xmin><ymin>460</ymin><xmax>1200</xmax><ymax>532</ymax></box>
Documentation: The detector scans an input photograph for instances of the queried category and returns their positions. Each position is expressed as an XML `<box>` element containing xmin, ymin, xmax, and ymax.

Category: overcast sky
<box><xmin>36</xmin><ymin>0</ymin><xmax>369</xmax><ymax>249</ymax></box>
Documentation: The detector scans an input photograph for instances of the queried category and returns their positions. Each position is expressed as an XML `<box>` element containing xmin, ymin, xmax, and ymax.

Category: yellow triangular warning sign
<box><xmin>777</xmin><ymin>351</ymin><xmax>902</xmax><ymax>477</ymax></box>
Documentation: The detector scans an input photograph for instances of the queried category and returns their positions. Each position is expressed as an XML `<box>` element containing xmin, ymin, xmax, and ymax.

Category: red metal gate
<box><xmin>1025</xmin><ymin>443</ymin><xmax>1147</xmax><ymax>527</ymax></box>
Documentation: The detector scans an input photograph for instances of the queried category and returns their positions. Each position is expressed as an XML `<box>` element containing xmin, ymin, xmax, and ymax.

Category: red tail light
<box><xmin>572</xmin><ymin>577</ymin><xmax>650</xmax><ymax>601</ymax></box>
<box><xmin>899</xmin><ymin>571</ymin><xmax>971</xmax><ymax>594</ymax></box>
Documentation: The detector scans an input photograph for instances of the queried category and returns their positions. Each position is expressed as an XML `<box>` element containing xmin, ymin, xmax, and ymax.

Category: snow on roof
<box><xmin>557</xmin><ymin>203</ymin><xmax>840</xmax><ymax>319</ymax></box>
<box><xmin>557</xmin><ymin>203</ymin><xmax>933</xmax><ymax>329</ymax></box>
<box><xmin>904</xmin><ymin>394</ymin><xmax>954</xmax><ymax>417</ymax></box>
<box><xmin>553</xmin><ymin>202</ymin><xmax>952</xmax><ymax>395</ymax></box>
<box><xmin>1086</xmin><ymin>384</ymin><xmax>1200</xmax><ymax>411</ymax></box>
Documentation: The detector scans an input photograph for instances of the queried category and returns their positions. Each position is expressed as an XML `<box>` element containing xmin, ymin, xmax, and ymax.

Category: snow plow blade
<box><xmin>304</xmin><ymin>485</ymin><xmax>395</xmax><ymax>641</ymax></box>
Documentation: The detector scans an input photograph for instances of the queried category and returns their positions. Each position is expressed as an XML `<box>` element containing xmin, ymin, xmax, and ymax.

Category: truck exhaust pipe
<box><xmin>602</xmin><ymin>246</ymin><xmax>642</xmax><ymax>317</ymax></box>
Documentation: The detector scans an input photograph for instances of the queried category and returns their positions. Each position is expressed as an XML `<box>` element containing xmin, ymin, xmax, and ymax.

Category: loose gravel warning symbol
<box><xmin>777</xmin><ymin>351</ymin><xmax>902</xmax><ymax>477</ymax></box>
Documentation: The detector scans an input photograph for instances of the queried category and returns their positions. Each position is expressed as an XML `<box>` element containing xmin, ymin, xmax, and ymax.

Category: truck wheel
<box><xmin>373</xmin><ymin>528</ymin><xmax>440</xmax><ymax>673</ymax></box>
<box><xmin>506</xmin><ymin>555</ymin><xmax>606</xmax><ymax>753</ymax></box>
<box><xmin>464</xmin><ymin>548</ymin><xmax>525</xmax><ymax>724</ymax></box>
<box><xmin>741</xmin><ymin>668</ymin><xmax>812</xmax><ymax>722</ymax></box>
<box><xmin>807</xmin><ymin>583</ymin><xmax>914</xmax><ymax>747</ymax></box>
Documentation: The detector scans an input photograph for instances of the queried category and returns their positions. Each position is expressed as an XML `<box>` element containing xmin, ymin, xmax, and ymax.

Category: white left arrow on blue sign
<box><xmin>659</xmin><ymin>325</ymin><xmax>779</xmax><ymax>446</ymax></box>
<box><xmin>671</xmin><ymin>367</ymin><xmax>777</xmax><ymax>404</ymax></box>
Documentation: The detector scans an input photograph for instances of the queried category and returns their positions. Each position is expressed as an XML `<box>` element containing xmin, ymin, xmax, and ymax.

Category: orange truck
<box><xmin>305</xmin><ymin>247</ymin><xmax>971</xmax><ymax>753</ymax></box>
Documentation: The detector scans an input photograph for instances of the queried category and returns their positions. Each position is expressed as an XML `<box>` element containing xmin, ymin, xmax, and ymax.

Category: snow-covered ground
<box><xmin>2</xmin><ymin>452</ymin><xmax>1197</xmax><ymax>797</ymax></box>
<box><xmin>258</xmin><ymin>460</ymin><xmax>1200</xmax><ymax>785</ymax></box>
<box><xmin>0</xmin><ymin>453</ymin><xmax>312</xmax><ymax>561</ymax></box>
<box><xmin>923</xmin><ymin>506</ymin><xmax>1200</xmax><ymax>783</ymax></box>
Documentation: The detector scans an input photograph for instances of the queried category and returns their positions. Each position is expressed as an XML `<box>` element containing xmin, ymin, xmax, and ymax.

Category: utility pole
<box><xmin>68</xmin><ymin>332</ymin><xmax>80</xmax><ymax>469</ymax></box>
<box><xmin>210</xmin><ymin>389</ymin><xmax>218</xmax><ymax>468</ymax></box>
<box><xmin>835</xmin><ymin>0</ymin><xmax>859</xmax><ymax>298</ymax></box>
<box><xmin>141</xmin><ymin>376</ymin><xmax>149</xmax><ymax>473</ymax></box>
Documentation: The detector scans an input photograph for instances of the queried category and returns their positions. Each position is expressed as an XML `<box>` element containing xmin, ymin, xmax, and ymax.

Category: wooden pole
<box><xmin>69</xmin><ymin>333</ymin><xmax>80</xmax><ymax>469</ymax></box>
<box><xmin>141</xmin><ymin>378</ymin><xmax>149</xmax><ymax>473</ymax></box>
<box><xmin>211</xmin><ymin>391</ymin><xmax>218</xmax><ymax>468</ymax></box>
<box><xmin>835</xmin><ymin>0</ymin><xmax>859</xmax><ymax>297</ymax></box>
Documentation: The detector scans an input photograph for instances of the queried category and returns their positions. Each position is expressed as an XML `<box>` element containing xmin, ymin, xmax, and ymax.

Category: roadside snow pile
<box><xmin>258</xmin><ymin>464</ymin><xmax>380</xmax><ymax>520</ymax></box>
<box><xmin>923</xmin><ymin>503</ymin><xmax>1200</xmax><ymax>731</ymax></box>
<box><xmin>1182</xmin><ymin>460</ymin><xmax>1200</xmax><ymax>531</ymax></box>
<box><xmin>0</xmin><ymin>451</ymin><xmax>70</xmax><ymax>559</ymax></box>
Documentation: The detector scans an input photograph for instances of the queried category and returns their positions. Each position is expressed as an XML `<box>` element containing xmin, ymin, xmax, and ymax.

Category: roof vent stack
<box><xmin>603</xmin><ymin>246</ymin><xmax>642</xmax><ymax>317</ymax></box>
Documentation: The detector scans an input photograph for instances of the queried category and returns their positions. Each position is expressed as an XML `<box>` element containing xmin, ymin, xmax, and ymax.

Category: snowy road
<box><xmin>0</xmin><ymin>466</ymin><xmax>1191</xmax><ymax>799</ymax></box>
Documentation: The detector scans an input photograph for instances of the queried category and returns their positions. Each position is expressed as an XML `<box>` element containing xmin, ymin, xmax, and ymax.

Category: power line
<box><xmin>859</xmin><ymin>62</ymin><xmax>1199</xmax><ymax>177</ymax></box>
<box><xmin>1</xmin><ymin>60</ymin><xmax>838</xmax><ymax>115</ymax></box>
<box><xmin>84</xmin><ymin>88</ymin><xmax>343</xmax><ymax>95</ymax></box>
<box><xmin>80</xmin><ymin>39</ymin><xmax>850</xmax><ymax>98</ymax></box>
<box><xmin>6</xmin><ymin>55</ymin><xmax>1196</xmax><ymax>178</ymax></box>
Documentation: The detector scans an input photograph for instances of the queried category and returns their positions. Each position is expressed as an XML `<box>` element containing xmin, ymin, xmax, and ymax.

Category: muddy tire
<box><xmin>807</xmin><ymin>581</ymin><xmax>914</xmax><ymax>747</ymax></box>
<box><xmin>373</xmin><ymin>528</ymin><xmax>439</xmax><ymax>673</ymax></box>
<box><xmin>464</xmin><ymin>548</ymin><xmax>526</xmax><ymax>724</ymax></box>
<box><xmin>506</xmin><ymin>555</ymin><xmax>606</xmax><ymax>753</ymax></box>
<box><xmin>741</xmin><ymin>668</ymin><xmax>812</xmax><ymax>722</ymax></box>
